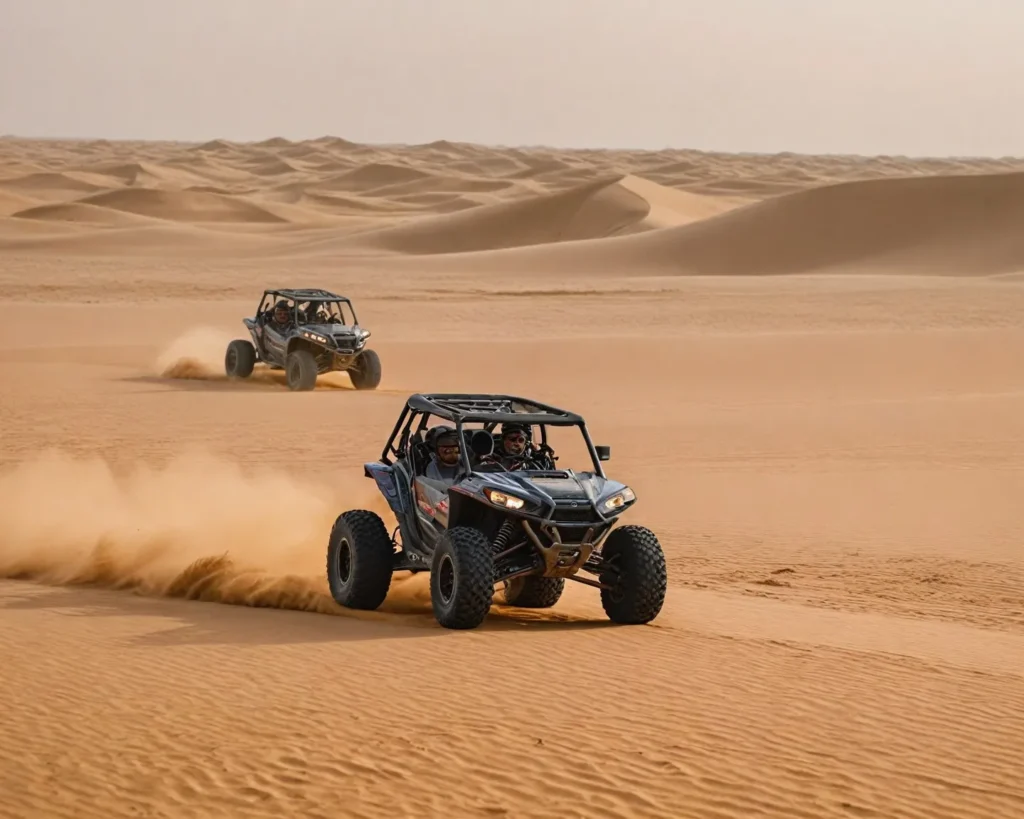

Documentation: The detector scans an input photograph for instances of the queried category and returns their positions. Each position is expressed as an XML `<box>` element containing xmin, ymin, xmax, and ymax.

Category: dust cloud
<box><xmin>156</xmin><ymin>326</ymin><xmax>236</xmax><ymax>379</ymax></box>
<box><xmin>0</xmin><ymin>448</ymin><xmax>429</xmax><ymax>615</ymax></box>
<box><xmin>156</xmin><ymin>326</ymin><xmax>353</xmax><ymax>389</ymax></box>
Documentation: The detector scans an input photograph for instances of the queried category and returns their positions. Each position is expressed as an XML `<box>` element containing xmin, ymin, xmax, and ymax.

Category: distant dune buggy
<box><xmin>325</xmin><ymin>393</ymin><xmax>668</xmax><ymax>630</ymax></box>
<box><xmin>224</xmin><ymin>288</ymin><xmax>381</xmax><ymax>391</ymax></box>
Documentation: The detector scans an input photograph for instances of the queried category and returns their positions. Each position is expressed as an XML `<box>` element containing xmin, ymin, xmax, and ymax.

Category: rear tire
<box><xmin>430</xmin><ymin>527</ymin><xmax>494</xmax><ymax>629</ymax></box>
<box><xmin>502</xmin><ymin>575</ymin><xmax>564</xmax><ymax>608</ymax></box>
<box><xmin>286</xmin><ymin>349</ymin><xmax>318</xmax><ymax>391</ymax></box>
<box><xmin>225</xmin><ymin>339</ymin><xmax>256</xmax><ymax>379</ymax></box>
<box><xmin>349</xmin><ymin>348</ymin><xmax>382</xmax><ymax>390</ymax></box>
<box><xmin>598</xmin><ymin>525</ymin><xmax>667</xmax><ymax>624</ymax></box>
<box><xmin>326</xmin><ymin>510</ymin><xmax>394</xmax><ymax>610</ymax></box>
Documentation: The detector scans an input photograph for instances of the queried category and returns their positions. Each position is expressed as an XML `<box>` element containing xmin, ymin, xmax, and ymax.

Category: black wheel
<box><xmin>225</xmin><ymin>339</ymin><xmax>256</xmax><ymax>378</ymax></box>
<box><xmin>326</xmin><ymin>510</ymin><xmax>394</xmax><ymax>610</ymax></box>
<box><xmin>286</xmin><ymin>349</ymin><xmax>318</xmax><ymax>391</ymax></box>
<box><xmin>430</xmin><ymin>527</ymin><xmax>494</xmax><ymax>629</ymax></box>
<box><xmin>598</xmin><ymin>525</ymin><xmax>667</xmax><ymax>624</ymax></box>
<box><xmin>349</xmin><ymin>348</ymin><xmax>382</xmax><ymax>390</ymax></box>
<box><xmin>502</xmin><ymin>575</ymin><xmax>564</xmax><ymax>608</ymax></box>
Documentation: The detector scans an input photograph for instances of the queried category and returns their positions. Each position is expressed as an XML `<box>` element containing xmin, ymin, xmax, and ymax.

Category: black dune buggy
<box><xmin>325</xmin><ymin>393</ymin><xmax>668</xmax><ymax>629</ymax></box>
<box><xmin>224</xmin><ymin>288</ymin><xmax>381</xmax><ymax>391</ymax></box>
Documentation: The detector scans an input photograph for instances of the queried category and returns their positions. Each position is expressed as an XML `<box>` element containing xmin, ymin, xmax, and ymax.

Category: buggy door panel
<box><xmin>412</xmin><ymin>477</ymin><xmax>447</xmax><ymax>547</ymax></box>
<box><xmin>390</xmin><ymin>459</ymin><xmax>421</xmax><ymax>542</ymax></box>
<box><xmin>250</xmin><ymin>293</ymin><xmax>272</xmax><ymax>358</ymax></box>
<box><xmin>262</xmin><ymin>325</ymin><xmax>287</xmax><ymax>365</ymax></box>
<box><xmin>365</xmin><ymin>463</ymin><xmax>404</xmax><ymax>516</ymax></box>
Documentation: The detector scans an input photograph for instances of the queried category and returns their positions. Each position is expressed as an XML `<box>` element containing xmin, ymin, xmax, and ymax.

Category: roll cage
<box><xmin>377</xmin><ymin>393</ymin><xmax>610</xmax><ymax>478</ymax></box>
<box><xmin>255</xmin><ymin>288</ymin><xmax>359</xmax><ymax>326</ymax></box>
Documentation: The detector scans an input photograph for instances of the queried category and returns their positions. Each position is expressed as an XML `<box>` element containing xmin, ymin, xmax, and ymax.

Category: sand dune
<box><xmin>339</xmin><ymin>176</ymin><xmax>652</xmax><ymax>253</ymax></box>
<box><xmin>2</xmin><ymin>135</ymin><xmax>1024</xmax><ymax>818</ymax></box>
<box><xmin>77</xmin><ymin>188</ymin><xmax>291</xmax><ymax>224</ymax></box>
<box><xmin>318</xmin><ymin>161</ymin><xmax>435</xmax><ymax>192</ymax></box>
<box><xmin>290</xmin><ymin>175</ymin><xmax>756</xmax><ymax>257</ymax></box>
<box><xmin>2</xmin><ymin>134</ymin><xmax>1023</xmax><ymax>269</ymax></box>
<box><xmin>382</xmin><ymin>167</ymin><xmax>1024</xmax><ymax>279</ymax></box>
<box><xmin>0</xmin><ymin>188</ymin><xmax>39</xmax><ymax>216</ymax></box>
<box><xmin>0</xmin><ymin>170</ymin><xmax>112</xmax><ymax>199</ymax></box>
<box><xmin>624</xmin><ymin>167</ymin><xmax>1024</xmax><ymax>275</ymax></box>
<box><xmin>72</xmin><ymin>160</ymin><xmax>210</xmax><ymax>188</ymax></box>
<box><xmin>12</xmin><ymin>200</ymin><xmax>163</xmax><ymax>227</ymax></box>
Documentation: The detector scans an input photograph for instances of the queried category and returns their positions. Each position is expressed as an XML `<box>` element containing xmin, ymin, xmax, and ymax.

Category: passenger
<box><xmin>301</xmin><ymin>300</ymin><xmax>328</xmax><ymax>323</ymax></box>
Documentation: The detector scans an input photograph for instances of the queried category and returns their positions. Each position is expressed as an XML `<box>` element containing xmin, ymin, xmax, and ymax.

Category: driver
<box><xmin>269</xmin><ymin>300</ymin><xmax>293</xmax><ymax>332</ymax></box>
<box><xmin>497</xmin><ymin>422</ymin><xmax>530</xmax><ymax>467</ymax></box>
<box><xmin>425</xmin><ymin>427</ymin><xmax>461</xmax><ymax>482</ymax></box>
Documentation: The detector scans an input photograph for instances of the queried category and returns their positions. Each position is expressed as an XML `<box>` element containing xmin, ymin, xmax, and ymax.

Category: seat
<box><xmin>407</xmin><ymin>428</ymin><xmax>430</xmax><ymax>476</ymax></box>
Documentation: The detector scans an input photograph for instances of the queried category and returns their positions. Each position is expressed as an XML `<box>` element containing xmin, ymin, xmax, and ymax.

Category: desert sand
<box><xmin>1</xmin><ymin>134</ymin><xmax>1023</xmax><ymax>819</ymax></box>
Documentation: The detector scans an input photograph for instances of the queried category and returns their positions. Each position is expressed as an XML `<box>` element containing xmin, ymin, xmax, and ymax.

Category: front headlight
<box><xmin>602</xmin><ymin>487</ymin><xmax>636</xmax><ymax>511</ymax></box>
<box><xmin>302</xmin><ymin>331</ymin><xmax>330</xmax><ymax>344</ymax></box>
<box><xmin>484</xmin><ymin>488</ymin><xmax>525</xmax><ymax>510</ymax></box>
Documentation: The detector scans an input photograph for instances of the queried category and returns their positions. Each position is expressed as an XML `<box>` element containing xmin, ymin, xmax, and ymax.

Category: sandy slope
<box><xmin>1</xmin><ymin>136</ymin><xmax>1024</xmax><ymax>818</ymax></box>
<box><xmin>4</xmin><ymin>135</ymin><xmax>1024</xmax><ymax>273</ymax></box>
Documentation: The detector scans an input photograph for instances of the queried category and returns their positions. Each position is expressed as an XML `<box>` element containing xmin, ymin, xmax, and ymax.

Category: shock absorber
<box><xmin>491</xmin><ymin>518</ymin><xmax>517</xmax><ymax>555</ymax></box>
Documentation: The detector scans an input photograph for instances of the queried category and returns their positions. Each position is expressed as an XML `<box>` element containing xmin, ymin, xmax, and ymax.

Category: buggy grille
<box><xmin>550</xmin><ymin>502</ymin><xmax>598</xmax><ymax>523</ymax></box>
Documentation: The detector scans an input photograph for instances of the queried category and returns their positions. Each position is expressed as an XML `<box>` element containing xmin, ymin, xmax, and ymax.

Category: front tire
<box><xmin>326</xmin><ymin>510</ymin><xmax>394</xmax><ymax>610</ymax></box>
<box><xmin>225</xmin><ymin>339</ymin><xmax>256</xmax><ymax>378</ymax></box>
<box><xmin>286</xmin><ymin>349</ymin><xmax>318</xmax><ymax>391</ymax></box>
<box><xmin>349</xmin><ymin>348</ymin><xmax>382</xmax><ymax>390</ymax></box>
<box><xmin>430</xmin><ymin>527</ymin><xmax>494</xmax><ymax>629</ymax></box>
<box><xmin>502</xmin><ymin>575</ymin><xmax>564</xmax><ymax>608</ymax></box>
<box><xmin>598</xmin><ymin>525</ymin><xmax>667</xmax><ymax>624</ymax></box>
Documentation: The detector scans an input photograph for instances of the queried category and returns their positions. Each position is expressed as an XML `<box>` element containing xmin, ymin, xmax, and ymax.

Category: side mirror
<box><xmin>595</xmin><ymin>445</ymin><xmax>611</xmax><ymax>461</ymax></box>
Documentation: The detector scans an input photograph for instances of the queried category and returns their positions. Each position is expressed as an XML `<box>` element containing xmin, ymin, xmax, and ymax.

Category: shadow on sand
<box><xmin>0</xmin><ymin>580</ymin><xmax>615</xmax><ymax>649</ymax></box>
<box><xmin>116</xmin><ymin>369</ymin><xmax>356</xmax><ymax>393</ymax></box>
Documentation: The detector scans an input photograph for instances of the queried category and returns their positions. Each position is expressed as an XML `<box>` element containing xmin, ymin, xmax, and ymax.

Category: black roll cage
<box><xmin>379</xmin><ymin>393</ymin><xmax>607</xmax><ymax>478</ymax></box>
<box><xmin>256</xmin><ymin>288</ymin><xmax>359</xmax><ymax>326</ymax></box>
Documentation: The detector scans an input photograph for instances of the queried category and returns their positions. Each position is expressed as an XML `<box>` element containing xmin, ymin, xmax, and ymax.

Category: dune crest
<box><xmin>301</xmin><ymin>174</ymin><xmax>749</xmax><ymax>256</ymax></box>
<box><xmin>77</xmin><ymin>188</ymin><xmax>290</xmax><ymax>223</ymax></box>
<box><xmin>3</xmin><ymin>135</ymin><xmax>1023</xmax><ymax>272</ymax></box>
<box><xmin>630</xmin><ymin>168</ymin><xmax>1024</xmax><ymax>276</ymax></box>
<box><xmin>389</xmin><ymin>167</ymin><xmax>1024</xmax><ymax>278</ymax></box>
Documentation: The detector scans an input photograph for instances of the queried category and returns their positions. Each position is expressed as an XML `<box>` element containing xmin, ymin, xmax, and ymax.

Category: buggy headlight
<box><xmin>603</xmin><ymin>487</ymin><xmax>635</xmax><ymax>511</ymax></box>
<box><xmin>302</xmin><ymin>331</ymin><xmax>329</xmax><ymax>344</ymax></box>
<box><xmin>484</xmin><ymin>488</ymin><xmax>525</xmax><ymax>510</ymax></box>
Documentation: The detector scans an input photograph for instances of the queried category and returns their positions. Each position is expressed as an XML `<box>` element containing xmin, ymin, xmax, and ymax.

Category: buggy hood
<box><xmin>302</xmin><ymin>323</ymin><xmax>369</xmax><ymax>345</ymax></box>
<box><xmin>471</xmin><ymin>468</ymin><xmax>631</xmax><ymax>520</ymax></box>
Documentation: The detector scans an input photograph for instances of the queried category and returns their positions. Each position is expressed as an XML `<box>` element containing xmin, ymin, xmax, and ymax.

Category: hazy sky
<box><xmin>2</xmin><ymin>0</ymin><xmax>1022</xmax><ymax>156</ymax></box>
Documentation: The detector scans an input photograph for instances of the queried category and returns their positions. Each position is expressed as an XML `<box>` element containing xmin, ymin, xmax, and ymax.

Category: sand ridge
<box><xmin>5</xmin><ymin>135</ymin><xmax>1024</xmax><ymax>275</ymax></box>
<box><xmin>2</xmin><ymin>135</ymin><xmax>1024</xmax><ymax>818</ymax></box>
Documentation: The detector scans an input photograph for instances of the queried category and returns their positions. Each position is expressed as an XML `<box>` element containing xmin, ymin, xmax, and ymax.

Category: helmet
<box><xmin>431</xmin><ymin>425</ymin><xmax>461</xmax><ymax>466</ymax></box>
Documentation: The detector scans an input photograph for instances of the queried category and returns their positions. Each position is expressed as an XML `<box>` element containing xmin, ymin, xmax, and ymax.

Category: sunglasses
<box><xmin>504</xmin><ymin>434</ymin><xmax>526</xmax><ymax>443</ymax></box>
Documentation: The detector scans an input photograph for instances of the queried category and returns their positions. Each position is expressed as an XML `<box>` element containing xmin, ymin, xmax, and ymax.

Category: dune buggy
<box><xmin>325</xmin><ymin>393</ymin><xmax>668</xmax><ymax>629</ymax></box>
<box><xmin>224</xmin><ymin>288</ymin><xmax>381</xmax><ymax>391</ymax></box>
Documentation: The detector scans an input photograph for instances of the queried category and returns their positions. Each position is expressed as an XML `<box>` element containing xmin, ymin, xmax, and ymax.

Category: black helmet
<box><xmin>436</xmin><ymin>431</ymin><xmax>460</xmax><ymax>450</ymax></box>
<box><xmin>427</xmin><ymin>425</ymin><xmax>457</xmax><ymax>448</ymax></box>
